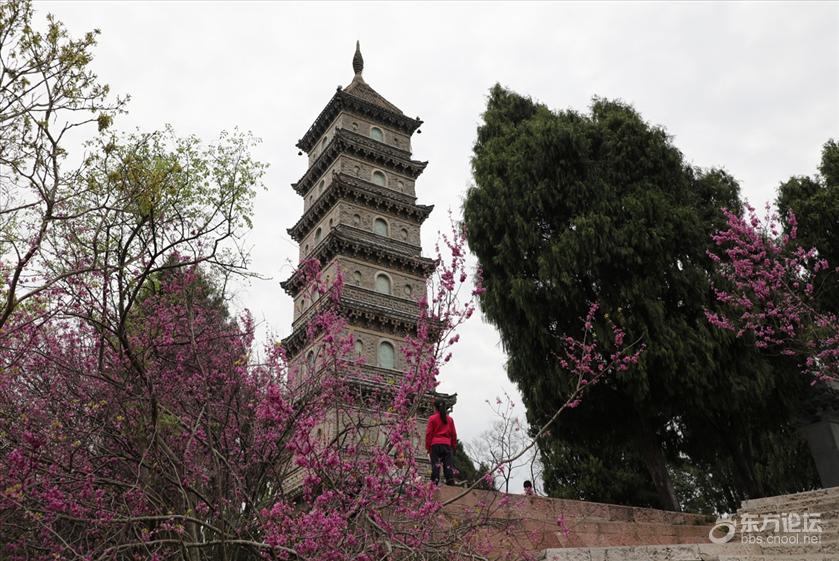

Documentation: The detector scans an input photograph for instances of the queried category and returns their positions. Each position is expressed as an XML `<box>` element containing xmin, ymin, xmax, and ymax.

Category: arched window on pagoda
<box><xmin>372</xmin><ymin>170</ymin><xmax>386</xmax><ymax>187</ymax></box>
<box><xmin>370</xmin><ymin>126</ymin><xmax>384</xmax><ymax>142</ymax></box>
<box><xmin>373</xmin><ymin>217</ymin><xmax>388</xmax><ymax>237</ymax></box>
<box><xmin>375</xmin><ymin>273</ymin><xmax>391</xmax><ymax>295</ymax></box>
<box><xmin>377</xmin><ymin>341</ymin><xmax>395</xmax><ymax>369</ymax></box>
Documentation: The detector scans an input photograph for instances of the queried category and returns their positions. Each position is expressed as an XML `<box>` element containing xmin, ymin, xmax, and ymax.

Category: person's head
<box><xmin>523</xmin><ymin>480</ymin><xmax>532</xmax><ymax>489</ymax></box>
<box><xmin>434</xmin><ymin>399</ymin><xmax>448</xmax><ymax>423</ymax></box>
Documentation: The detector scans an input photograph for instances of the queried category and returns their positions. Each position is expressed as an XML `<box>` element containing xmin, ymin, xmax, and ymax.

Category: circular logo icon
<box><xmin>709</xmin><ymin>520</ymin><xmax>736</xmax><ymax>544</ymax></box>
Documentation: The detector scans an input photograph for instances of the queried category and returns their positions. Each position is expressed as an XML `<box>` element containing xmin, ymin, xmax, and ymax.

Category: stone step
<box><xmin>722</xmin><ymin>508</ymin><xmax>839</xmax><ymax>545</ymax></box>
<box><xmin>758</xmin><ymin>540</ymin><xmax>839</xmax><ymax>554</ymax></box>
<box><xmin>536</xmin><ymin>488</ymin><xmax>839</xmax><ymax>561</ymax></box>
<box><xmin>738</xmin><ymin>500</ymin><xmax>839</xmax><ymax>516</ymax></box>
<box><xmin>738</xmin><ymin>501</ymin><xmax>839</xmax><ymax>517</ymax></box>
<box><xmin>539</xmin><ymin>542</ymin><xmax>760</xmax><ymax>561</ymax></box>
<box><xmin>731</xmin><ymin>529</ymin><xmax>839</xmax><ymax>543</ymax></box>
<box><xmin>720</xmin><ymin>554</ymin><xmax>837</xmax><ymax>561</ymax></box>
<box><xmin>739</xmin><ymin>486</ymin><xmax>839</xmax><ymax>512</ymax></box>
<box><xmin>551</xmin><ymin>521</ymin><xmax>711</xmax><ymax>548</ymax></box>
<box><xmin>540</xmin><ymin>540</ymin><xmax>839</xmax><ymax>561</ymax></box>
<box><xmin>734</xmin><ymin>526</ymin><xmax>839</xmax><ymax>538</ymax></box>
<box><xmin>437</xmin><ymin>485</ymin><xmax>712</xmax><ymax>526</ymax></box>
<box><xmin>718</xmin><ymin>542</ymin><xmax>839</xmax><ymax>561</ymax></box>
<box><xmin>559</xmin><ymin>519</ymin><xmax>711</xmax><ymax>538</ymax></box>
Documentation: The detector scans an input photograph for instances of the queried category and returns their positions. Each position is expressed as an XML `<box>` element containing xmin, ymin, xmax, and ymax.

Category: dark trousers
<box><xmin>430</xmin><ymin>443</ymin><xmax>454</xmax><ymax>485</ymax></box>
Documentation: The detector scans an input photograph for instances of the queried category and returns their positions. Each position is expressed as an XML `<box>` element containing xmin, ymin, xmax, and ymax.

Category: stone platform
<box><xmin>539</xmin><ymin>486</ymin><xmax>839</xmax><ymax>561</ymax></box>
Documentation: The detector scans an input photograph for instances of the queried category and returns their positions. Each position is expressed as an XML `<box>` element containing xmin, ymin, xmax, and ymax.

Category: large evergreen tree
<box><xmin>464</xmin><ymin>85</ymin><xmax>818</xmax><ymax>512</ymax></box>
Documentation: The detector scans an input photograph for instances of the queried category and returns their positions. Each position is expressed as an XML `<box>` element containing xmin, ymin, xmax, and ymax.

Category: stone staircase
<box><xmin>539</xmin><ymin>486</ymin><xmax>839</xmax><ymax>561</ymax></box>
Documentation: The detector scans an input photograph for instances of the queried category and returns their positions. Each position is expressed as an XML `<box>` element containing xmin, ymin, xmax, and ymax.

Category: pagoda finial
<box><xmin>352</xmin><ymin>40</ymin><xmax>364</xmax><ymax>76</ymax></box>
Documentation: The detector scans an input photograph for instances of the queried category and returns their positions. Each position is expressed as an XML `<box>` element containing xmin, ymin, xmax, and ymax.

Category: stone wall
<box><xmin>436</xmin><ymin>486</ymin><xmax>714</xmax><ymax>559</ymax></box>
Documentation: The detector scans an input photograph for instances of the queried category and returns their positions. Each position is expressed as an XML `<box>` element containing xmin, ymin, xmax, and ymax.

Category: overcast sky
<box><xmin>40</xmin><ymin>1</ymin><xmax>839</xmax><ymax>493</ymax></box>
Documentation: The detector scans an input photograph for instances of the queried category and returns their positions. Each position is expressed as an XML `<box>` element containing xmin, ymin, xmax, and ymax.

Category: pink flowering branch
<box><xmin>707</xmin><ymin>205</ymin><xmax>839</xmax><ymax>382</ymax></box>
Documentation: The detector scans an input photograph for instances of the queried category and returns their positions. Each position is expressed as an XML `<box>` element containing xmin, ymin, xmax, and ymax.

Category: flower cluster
<box><xmin>707</xmin><ymin>205</ymin><xmax>839</xmax><ymax>382</ymax></box>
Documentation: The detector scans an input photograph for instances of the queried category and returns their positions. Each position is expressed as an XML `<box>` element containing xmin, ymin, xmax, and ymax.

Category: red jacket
<box><xmin>425</xmin><ymin>412</ymin><xmax>457</xmax><ymax>452</ymax></box>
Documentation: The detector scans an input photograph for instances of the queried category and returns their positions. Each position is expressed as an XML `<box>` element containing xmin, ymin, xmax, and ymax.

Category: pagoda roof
<box><xmin>297</xmin><ymin>90</ymin><xmax>422</xmax><ymax>154</ymax></box>
<box><xmin>281</xmin><ymin>224</ymin><xmax>436</xmax><ymax>296</ymax></box>
<box><xmin>344</xmin><ymin>74</ymin><xmax>403</xmax><ymax>115</ymax></box>
<box><xmin>288</xmin><ymin>172</ymin><xmax>433</xmax><ymax>242</ymax></box>
<box><xmin>293</xmin><ymin>128</ymin><xmax>427</xmax><ymax>196</ymax></box>
<box><xmin>297</xmin><ymin>43</ymin><xmax>422</xmax><ymax>153</ymax></box>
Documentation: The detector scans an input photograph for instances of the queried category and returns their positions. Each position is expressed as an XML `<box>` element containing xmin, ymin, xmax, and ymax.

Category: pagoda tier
<box><xmin>293</xmin><ymin>127</ymin><xmax>427</xmax><ymax>196</ymax></box>
<box><xmin>283</xmin><ymin>284</ymin><xmax>422</xmax><ymax>358</ymax></box>
<box><xmin>287</xmin><ymin>172</ymin><xmax>433</xmax><ymax>242</ymax></box>
<box><xmin>281</xmin><ymin>225</ymin><xmax>436</xmax><ymax>297</ymax></box>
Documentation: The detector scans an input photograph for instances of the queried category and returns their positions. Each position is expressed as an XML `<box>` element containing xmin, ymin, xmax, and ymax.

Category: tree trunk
<box><xmin>636</xmin><ymin>414</ymin><xmax>680</xmax><ymax>511</ymax></box>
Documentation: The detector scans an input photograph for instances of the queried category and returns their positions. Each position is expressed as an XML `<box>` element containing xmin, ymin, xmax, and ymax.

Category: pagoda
<box><xmin>281</xmin><ymin>43</ymin><xmax>438</xmax><ymax>403</ymax></box>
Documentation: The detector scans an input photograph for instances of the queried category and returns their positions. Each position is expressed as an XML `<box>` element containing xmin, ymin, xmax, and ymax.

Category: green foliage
<box><xmin>451</xmin><ymin>441</ymin><xmax>497</xmax><ymax>490</ymax></box>
<box><xmin>85</xmin><ymin>126</ymin><xmax>262</xmax><ymax>230</ymax></box>
<box><xmin>541</xmin><ymin>439</ymin><xmax>660</xmax><ymax>507</ymax></box>
<box><xmin>0</xmin><ymin>0</ymin><xmax>266</xmax><ymax>382</ymax></box>
<box><xmin>452</xmin><ymin>441</ymin><xmax>480</xmax><ymax>483</ymax></box>
<box><xmin>464</xmin><ymin>85</ymin><xmax>819</xmax><ymax>512</ymax></box>
<box><xmin>0</xmin><ymin>0</ymin><xmax>126</xmax><ymax>328</ymax></box>
<box><xmin>0</xmin><ymin>0</ymin><xmax>119</xmax><ymax>159</ymax></box>
<box><xmin>55</xmin><ymin>126</ymin><xmax>266</xmax><ymax>359</ymax></box>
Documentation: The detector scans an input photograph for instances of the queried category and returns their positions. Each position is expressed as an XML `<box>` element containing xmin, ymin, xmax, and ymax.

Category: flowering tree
<box><xmin>0</xmin><ymin>218</ymin><xmax>449</xmax><ymax>559</ymax></box>
<box><xmin>707</xmin><ymin>205</ymin><xmax>839</xmax><ymax>383</ymax></box>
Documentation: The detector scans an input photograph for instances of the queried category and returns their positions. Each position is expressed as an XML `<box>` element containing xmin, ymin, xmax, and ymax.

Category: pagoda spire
<box><xmin>352</xmin><ymin>41</ymin><xmax>364</xmax><ymax>77</ymax></box>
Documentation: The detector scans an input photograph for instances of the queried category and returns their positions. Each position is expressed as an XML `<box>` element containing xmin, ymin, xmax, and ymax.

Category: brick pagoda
<box><xmin>281</xmin><ymin>42</ymin><xmax>440</xmax><ymax>420</ymax></box>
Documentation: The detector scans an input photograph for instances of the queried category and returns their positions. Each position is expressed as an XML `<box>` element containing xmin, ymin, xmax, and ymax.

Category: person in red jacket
<box><xmin>425</xmin><ymin>399</ymin><xmax>457</xmax><ymax>485</ymax></box>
